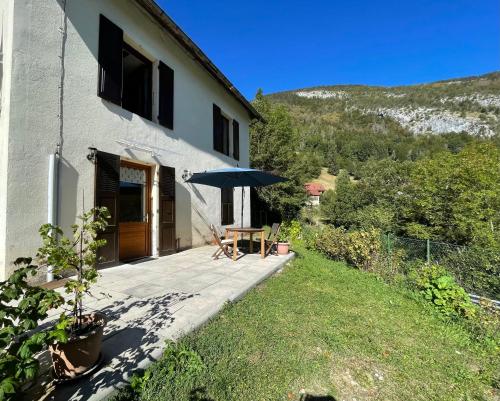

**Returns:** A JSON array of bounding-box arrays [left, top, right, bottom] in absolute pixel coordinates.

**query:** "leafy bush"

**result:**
[[315, 226, 381, 270], [411, 264, 477, 319], [0, 258, 68, 400], [110, 340, 205, 401], [279, 220, 302, 242], [440, 247, 500, 300]]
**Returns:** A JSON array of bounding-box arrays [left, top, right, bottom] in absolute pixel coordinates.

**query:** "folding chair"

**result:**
[[265, 223, 281, 256], [210, 224, 235, 259]]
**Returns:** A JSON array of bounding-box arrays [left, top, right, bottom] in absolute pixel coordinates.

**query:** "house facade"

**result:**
[[304, 183, 326, 206], [0, 0, 259, 280]]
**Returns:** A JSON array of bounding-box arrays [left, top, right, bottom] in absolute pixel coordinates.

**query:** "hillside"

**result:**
[[262, 72, 500, 178], [268, 71, 500, 137]]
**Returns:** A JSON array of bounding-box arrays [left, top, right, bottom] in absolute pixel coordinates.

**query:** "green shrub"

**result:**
[[279, 220, 302, 242], [411, 264, 477, 319], [111, 340, 205, 401], [301, 225, 320, 250], [440, 248, 500, 300], [315, 226, 381, 270]]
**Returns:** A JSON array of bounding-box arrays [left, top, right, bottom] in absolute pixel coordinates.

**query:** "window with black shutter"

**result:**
[[221, 115, 230, 156], [221, 187, 234, 225], [98, 14, 157, 122], [233, 120, 240, 160], [98, 15, 123, 105], [213, 104, 223, 153], [158, 61, 174, 129]]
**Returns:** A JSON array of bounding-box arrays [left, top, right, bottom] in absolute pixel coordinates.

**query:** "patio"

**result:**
[[35, 245, 294, 401]]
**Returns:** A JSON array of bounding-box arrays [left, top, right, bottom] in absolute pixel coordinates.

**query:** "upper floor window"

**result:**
[[98, 14, 174, 129], [122, 43, 152, 119], [213, 103, 239, 159]]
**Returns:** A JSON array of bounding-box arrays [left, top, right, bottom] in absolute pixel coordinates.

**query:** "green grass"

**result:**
[[116, 244, 499, 401]]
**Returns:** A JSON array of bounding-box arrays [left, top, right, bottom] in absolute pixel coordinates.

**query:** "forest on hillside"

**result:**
[[249, 73, 500, 252]]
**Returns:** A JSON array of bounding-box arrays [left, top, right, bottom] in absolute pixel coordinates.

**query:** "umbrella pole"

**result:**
[[241, 186, 244, 228]]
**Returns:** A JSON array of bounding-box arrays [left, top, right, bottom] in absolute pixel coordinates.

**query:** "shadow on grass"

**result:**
[[189, 387, 215, 401], [300, 394, 337, 401]]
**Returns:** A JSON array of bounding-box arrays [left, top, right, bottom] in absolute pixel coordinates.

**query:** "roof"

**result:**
[[134, 0, 261, 120], [305, 183, 326, 196]]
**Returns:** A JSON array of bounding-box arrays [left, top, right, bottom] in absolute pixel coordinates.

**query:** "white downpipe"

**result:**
[[47, 153, 58, 282]]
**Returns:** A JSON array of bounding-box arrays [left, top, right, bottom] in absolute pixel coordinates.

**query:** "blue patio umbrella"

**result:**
[[185, 167, 287, 226]]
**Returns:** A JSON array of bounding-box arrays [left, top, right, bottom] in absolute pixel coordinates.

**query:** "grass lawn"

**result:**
[[117, 244, 498, 401]]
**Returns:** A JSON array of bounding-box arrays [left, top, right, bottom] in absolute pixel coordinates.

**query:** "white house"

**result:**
[[0, 0, 260, 281]]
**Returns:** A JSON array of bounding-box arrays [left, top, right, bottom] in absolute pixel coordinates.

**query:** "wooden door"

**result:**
[[95, 151, 120, 267], [118, 161, 151, 261], [159, 166, 176, 255]]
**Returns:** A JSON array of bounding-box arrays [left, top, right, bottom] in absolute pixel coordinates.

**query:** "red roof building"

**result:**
[[304, 183, 326, 197]]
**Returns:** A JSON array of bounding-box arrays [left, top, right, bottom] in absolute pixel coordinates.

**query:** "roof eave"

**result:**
[[133, 0, 262, 121]]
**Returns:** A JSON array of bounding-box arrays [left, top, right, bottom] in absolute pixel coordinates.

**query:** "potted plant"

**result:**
[[277, 220, 302, 255], [0, 258, 68, 400], [37, 207, 109, 380]]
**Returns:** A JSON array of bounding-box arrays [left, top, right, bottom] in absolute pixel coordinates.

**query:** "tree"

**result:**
[[250, 89, 318, 219], [402, 143, 500, 248]]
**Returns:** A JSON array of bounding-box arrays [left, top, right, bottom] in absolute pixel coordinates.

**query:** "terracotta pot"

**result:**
[[277, 242, 290, 255], [49, 312, 107, 379]]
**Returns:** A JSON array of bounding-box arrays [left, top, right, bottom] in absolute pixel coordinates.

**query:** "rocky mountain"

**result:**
[[268, 72, 500, 137]]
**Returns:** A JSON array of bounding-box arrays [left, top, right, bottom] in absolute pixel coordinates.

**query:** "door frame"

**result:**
[[119, 159, 152, 260]]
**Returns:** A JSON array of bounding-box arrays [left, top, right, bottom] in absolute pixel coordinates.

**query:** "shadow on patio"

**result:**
[[30, 245, 294, 401]]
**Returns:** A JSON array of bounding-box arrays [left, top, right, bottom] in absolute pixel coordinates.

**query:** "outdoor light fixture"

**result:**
[[182, 169, 192, 181], [87, 147, 98, 163]]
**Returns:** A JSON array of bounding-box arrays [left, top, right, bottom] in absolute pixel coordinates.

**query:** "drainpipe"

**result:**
[[47, 152, 59, 282]]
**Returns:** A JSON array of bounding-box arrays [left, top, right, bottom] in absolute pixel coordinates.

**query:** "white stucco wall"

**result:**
[[0, 0, 14, 280], [1, 0, 252, 280]]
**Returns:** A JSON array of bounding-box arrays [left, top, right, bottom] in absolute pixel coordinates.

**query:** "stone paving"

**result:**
[[38, 246, 294, 401]]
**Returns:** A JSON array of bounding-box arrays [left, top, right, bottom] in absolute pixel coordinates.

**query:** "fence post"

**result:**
[[426, 239, 431, 264]]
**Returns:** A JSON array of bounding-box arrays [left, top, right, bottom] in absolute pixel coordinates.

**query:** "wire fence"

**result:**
[[382, 233, 500, 303]]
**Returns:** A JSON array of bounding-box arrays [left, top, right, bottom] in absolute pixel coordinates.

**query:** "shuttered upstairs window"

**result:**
[[221, 187, 234, 225], [158, 61, 174, 129], [213, 104, 223, 153], [221, 115, 230, 156], [233, 120, 240, 160], [98, 15, 123, 105]]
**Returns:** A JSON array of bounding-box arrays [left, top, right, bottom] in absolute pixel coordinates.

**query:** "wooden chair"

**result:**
[[210, 224, 235, 259], [265, 223, 281, 256]]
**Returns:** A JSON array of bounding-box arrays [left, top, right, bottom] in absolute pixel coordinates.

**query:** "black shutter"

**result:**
[[233, 120, 240, 160], [98, 14, 123, 105], [158, 61, 174, 129], [159, 166, 176, 254], [213, 104, 223, 153], [95, 151, 120, 267]]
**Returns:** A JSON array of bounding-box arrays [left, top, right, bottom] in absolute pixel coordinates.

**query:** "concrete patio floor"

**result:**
[[37, 245, 294, 401]]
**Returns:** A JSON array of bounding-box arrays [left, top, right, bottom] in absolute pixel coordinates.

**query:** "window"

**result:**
[[213, 104, 239, 159], [233, 120, 240, 160], [221, 115, 230, 156], [98, 15, 174, 128], [221, 188, 234, 225], [122, 43, 152, 120]]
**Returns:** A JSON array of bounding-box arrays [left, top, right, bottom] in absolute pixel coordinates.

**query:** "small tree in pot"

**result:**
[[37, 207, 109, 380], [0, 258, 69, 400], [277, 220, 302, 255]]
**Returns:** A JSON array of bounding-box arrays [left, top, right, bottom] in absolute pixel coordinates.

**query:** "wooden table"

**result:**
[[225, 227, 266, 261]]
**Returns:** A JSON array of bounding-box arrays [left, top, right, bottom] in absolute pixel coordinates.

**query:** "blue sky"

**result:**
[[158, 0, 499, 99]]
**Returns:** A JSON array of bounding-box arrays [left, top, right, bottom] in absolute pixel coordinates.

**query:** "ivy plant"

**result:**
[[0, 258, 68, 400], [37, 207, 109, 335]]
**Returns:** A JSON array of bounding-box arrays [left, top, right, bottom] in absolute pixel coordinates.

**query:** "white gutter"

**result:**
[[47, 153, 58, 282]]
